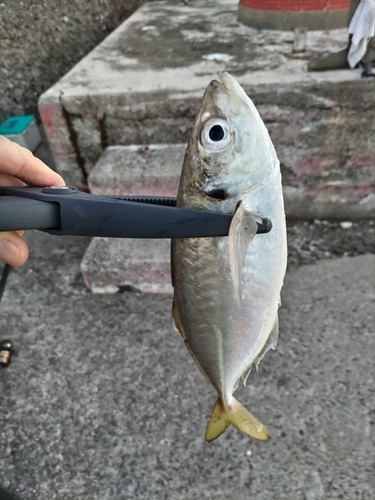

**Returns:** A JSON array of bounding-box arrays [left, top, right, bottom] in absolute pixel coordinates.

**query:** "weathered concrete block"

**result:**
[[39, 0, 375, 218], [81, 237, 173, 295], [258, 83, 375, 219], [88, 144, 185, 196], [81, 144, 185, 294]]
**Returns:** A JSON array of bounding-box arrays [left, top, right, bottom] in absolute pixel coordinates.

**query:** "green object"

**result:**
[[0, 115, 35, 135], [0, 115, 41, 151]]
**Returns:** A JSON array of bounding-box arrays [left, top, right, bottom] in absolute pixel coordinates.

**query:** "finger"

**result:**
[[0, 136, 65, 187], [0, 173, 25, 187], [0, 231, 29, 267]]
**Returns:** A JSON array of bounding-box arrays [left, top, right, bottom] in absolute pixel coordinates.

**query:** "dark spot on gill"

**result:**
[[206, 189, 229, 201]]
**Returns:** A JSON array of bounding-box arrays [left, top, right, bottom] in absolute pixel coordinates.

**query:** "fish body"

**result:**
[[171, 72, 287, 441]]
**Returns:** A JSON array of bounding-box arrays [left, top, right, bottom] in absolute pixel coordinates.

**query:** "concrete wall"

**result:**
[[0, 0, 156, 124]]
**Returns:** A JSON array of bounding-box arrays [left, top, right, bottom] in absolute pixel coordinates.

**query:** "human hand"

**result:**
[[0, 135, 65, 267]]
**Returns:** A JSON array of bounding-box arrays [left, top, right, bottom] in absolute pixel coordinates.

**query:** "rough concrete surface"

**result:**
[[0, 227, 374, 500], [81, 237, 173, 294], [0, 0, 156, 124]]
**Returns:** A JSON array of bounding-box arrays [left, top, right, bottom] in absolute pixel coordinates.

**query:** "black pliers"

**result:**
[[0, 186, 272, 238]]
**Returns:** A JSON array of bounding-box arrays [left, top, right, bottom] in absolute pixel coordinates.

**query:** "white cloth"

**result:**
[[348, 0, 375, 67]]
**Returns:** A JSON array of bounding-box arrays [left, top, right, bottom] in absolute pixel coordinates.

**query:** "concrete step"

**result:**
[[81, 138, 375, 294], [81, 237, 173, 295], [80, 144, 185, 294], [38, 0, 375, 219], [88, 143, 185, 196]]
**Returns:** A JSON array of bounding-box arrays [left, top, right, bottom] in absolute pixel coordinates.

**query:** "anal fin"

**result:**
[[255, 315, 279, 368], [172, 299, 211, 383], [241, 364, 253, 387], [172, 299, 186, 340], [242, 313, 279, 384]]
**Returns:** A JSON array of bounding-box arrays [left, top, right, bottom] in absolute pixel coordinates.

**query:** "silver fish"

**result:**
[[171, 72, 287, 442]]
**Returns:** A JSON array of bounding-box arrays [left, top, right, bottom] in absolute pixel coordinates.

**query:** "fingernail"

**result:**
[[0, 239, 20, 265]]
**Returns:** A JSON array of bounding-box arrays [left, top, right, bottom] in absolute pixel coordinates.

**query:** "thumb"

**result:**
[[0, 232, 29, 267]]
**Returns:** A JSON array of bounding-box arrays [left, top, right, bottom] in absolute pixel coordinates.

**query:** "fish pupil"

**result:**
[[209, 125, 224, 142]]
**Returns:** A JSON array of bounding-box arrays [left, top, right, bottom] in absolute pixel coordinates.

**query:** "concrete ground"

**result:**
[[0, 227, 374, 500], [0, 141, 374, 500]]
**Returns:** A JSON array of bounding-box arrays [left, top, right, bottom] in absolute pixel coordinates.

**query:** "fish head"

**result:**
[[178, 72, 278, 209]]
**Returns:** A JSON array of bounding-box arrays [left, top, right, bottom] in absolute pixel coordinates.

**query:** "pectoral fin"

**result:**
[[228, 202, 258, 304]]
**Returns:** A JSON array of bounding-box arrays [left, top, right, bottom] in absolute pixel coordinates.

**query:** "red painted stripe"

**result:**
[[239, 0, 350, 11]]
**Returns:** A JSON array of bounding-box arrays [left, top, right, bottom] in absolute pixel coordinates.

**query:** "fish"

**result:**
[[171, 72, 287, 442]]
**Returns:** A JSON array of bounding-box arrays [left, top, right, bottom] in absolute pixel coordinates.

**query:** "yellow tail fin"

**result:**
[[205, 398, 269, 442]]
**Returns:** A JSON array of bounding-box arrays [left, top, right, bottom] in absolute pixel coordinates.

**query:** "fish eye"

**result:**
[[201, 118, 231, 152]]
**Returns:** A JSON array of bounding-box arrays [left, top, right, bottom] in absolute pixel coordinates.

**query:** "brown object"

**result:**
[[308, 0, 364, 71], [308, 46, 351, 71], [0, 340, 12, 367]]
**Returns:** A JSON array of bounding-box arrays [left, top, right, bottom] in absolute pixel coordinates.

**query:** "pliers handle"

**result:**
[[0, 186, 272, 239]]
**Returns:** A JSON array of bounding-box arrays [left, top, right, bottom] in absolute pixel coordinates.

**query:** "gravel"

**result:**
[[0, 0, 155, 124], [287, 219, 375, 267]]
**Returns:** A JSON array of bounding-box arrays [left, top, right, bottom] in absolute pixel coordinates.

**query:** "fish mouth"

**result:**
[[203, 188, 229, 201]]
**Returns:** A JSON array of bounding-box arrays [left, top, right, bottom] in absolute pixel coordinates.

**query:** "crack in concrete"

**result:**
[[97, 111, 109, 151], [59, 93, 88, 184]]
